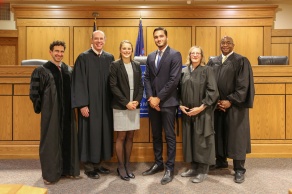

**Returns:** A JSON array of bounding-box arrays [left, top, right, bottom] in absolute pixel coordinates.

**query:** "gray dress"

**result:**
[[113, 63, 140, 131]]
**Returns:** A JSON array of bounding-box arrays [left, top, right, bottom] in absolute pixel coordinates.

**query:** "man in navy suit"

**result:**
[[142, 27, 182, 185]]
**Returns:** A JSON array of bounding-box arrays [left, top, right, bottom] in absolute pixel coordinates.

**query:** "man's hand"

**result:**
[[217, 100, 232, 112], [148, 97, 161, 111]]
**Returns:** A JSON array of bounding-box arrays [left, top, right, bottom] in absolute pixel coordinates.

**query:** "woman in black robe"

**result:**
[[179, 46, 219, 183]]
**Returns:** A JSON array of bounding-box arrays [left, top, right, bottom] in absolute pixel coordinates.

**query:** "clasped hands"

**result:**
[[180, 104, 205, 117], [148, 97, 160, 111], [217, 100, 232, 112], [126, 101, 139, 110]]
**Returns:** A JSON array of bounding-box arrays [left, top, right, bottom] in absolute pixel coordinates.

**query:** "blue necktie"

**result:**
[[156, 51, 162, 69]]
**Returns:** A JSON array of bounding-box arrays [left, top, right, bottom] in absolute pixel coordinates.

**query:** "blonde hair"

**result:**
[[186, 46, 205, 66], [119, 40, 133, 60]]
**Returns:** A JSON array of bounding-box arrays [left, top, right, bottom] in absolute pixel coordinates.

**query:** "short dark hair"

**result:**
[[153, 27, 167, 37], [49, 40, 66, 51]]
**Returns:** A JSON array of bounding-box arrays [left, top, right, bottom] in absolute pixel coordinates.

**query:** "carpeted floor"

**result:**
[[0, 158, 291, 194]]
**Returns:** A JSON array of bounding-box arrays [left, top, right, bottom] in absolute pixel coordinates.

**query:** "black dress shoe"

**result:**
[[210, 163, 228, 170], [85, 171, 100, 179], [142, 163, 164, 176], [234, 171, 245, 183], [161, 169, 174, 185], [117, 168, 130, 181], [95, 166, 110, 174]]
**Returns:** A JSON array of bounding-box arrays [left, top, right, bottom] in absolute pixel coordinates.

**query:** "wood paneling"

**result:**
[[271, 44, 289, 57], [14, 84, 29, 95], [0, 96, 12, 140], [13, 96, 40, 140], [0, 30, 18, 38], [220, 27, 264, 65], [195, 27, 217, 61], [73, 27, 92, 64], [0, 84, 12, 95], [263, 26, 272, 56], [12, 5, 278, 19], [26, 27, 70, 65], [286, 95, 292, 139], [99, 27, 145, 59], [286, 84, 292, 94], [250, 95, 285, 139], [0, 38, 17, 66], [254, 83, 285, 94]]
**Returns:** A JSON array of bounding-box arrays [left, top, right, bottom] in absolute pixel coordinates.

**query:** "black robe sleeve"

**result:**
[[227, 56, 255, 108], [29, 67, 48, 114], [71, 54, 89, 108]]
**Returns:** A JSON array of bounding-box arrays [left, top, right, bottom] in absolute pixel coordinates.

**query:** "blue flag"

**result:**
[[134, 19, 145, 56]]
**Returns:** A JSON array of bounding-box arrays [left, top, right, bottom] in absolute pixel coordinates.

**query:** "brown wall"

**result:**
[[1, 5, 292, 160]]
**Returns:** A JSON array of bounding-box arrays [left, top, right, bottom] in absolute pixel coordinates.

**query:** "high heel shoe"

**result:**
[[126, 172, 135, 179], [117, 168, 130, 181], [125, 164, 135, 179]]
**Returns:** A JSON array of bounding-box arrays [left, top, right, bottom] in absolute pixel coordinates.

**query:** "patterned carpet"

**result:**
[[0, 158, 291, 194]]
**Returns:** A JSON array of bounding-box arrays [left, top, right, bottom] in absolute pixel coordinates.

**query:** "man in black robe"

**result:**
[[71, 30, 114, 179], [206, 36, 255, 183], [29, 40, 80, 184]]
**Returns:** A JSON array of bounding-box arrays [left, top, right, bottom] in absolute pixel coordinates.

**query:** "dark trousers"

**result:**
[[83, 162, 100, 172], [149, 106, 177, 171], [216, 157, 246, 173], [233, 160, 246, 173]]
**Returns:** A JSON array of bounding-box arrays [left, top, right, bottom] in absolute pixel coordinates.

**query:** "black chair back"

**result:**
[[258, 56, 289, 65]]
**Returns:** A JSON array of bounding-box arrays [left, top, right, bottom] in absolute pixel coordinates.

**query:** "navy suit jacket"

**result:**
[[144, 46, 182, 107]]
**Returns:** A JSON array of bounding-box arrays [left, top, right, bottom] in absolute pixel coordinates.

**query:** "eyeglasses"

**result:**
[[220, 41, 233, 46], [190, 52, 201, 56]]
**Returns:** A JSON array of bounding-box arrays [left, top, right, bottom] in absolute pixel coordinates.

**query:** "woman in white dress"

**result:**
[[109, 40, 144, 181]]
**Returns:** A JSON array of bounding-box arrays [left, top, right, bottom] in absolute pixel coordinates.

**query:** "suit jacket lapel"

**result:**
[[156, 47, 170, 73], [119, 60, 130, 88]]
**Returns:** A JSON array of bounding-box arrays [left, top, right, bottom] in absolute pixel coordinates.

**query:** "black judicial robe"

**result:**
[[207, 53, 255, 160], [29, 61, 80, 182], [71, 49, 114, 163], [179, 65, 219, 165]]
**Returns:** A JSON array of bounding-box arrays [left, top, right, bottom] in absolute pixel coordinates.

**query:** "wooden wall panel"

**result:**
[[73, 27, 92, 64], [14, 84, 29, 95], [0, 84, 12, 95], [254, 83, 285, 94], [195, 27, 217, 61], [0, 37, 17, 66], [13, 96, 40, 140], [290, 44, 292, 65], [271, 44, 289, 57], [0, 46, 16, 66], [220, 27, 264, 65], [146, 27, 191, 62], [99, 27, 143, 59], [250, 95, 285, 139], [26, 27, 70, 65], [0, 96, 12, 140], [287, 95, 292, 139]]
